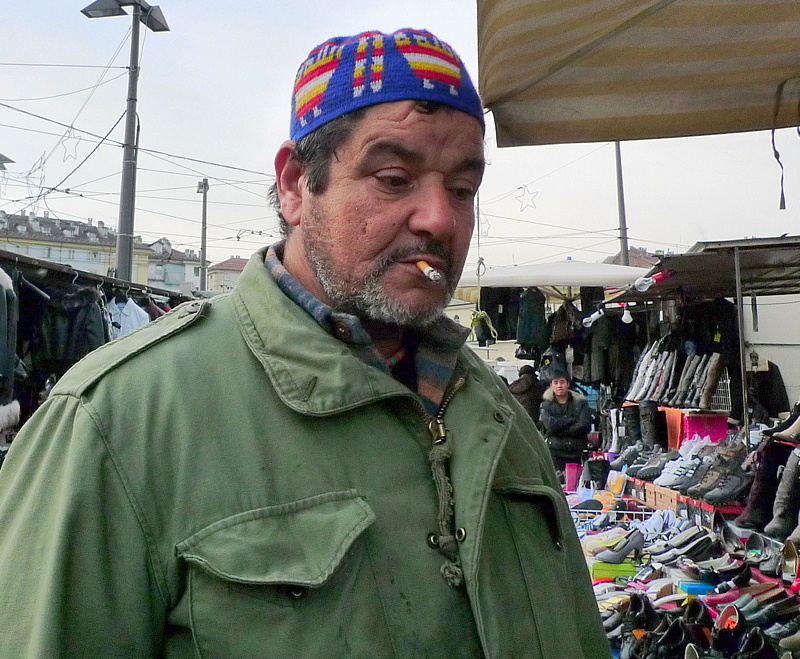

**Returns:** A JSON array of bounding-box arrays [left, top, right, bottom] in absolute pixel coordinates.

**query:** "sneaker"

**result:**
[[637, 450, 681, 481], [654, 455, 698, 487], [610, 442, 643, 471], [626, 447, 661, 478], [703, 468, 754, 505]]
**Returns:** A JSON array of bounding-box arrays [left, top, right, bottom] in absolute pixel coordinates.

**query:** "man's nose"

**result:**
[[408, 179, 457, 240]]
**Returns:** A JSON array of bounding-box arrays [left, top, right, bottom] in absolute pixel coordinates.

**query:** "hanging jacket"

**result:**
[[0, 249, 610, 658]]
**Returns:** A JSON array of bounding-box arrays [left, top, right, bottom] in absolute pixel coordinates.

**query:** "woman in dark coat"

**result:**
[[539, 369, 592, 474]]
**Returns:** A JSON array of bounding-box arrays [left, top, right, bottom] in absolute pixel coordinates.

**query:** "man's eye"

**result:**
[[378, 175, 410, 191], [451, 186, 476, 201]]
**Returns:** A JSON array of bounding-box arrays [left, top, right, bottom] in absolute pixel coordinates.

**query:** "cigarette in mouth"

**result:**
[[416, 261, 443, 282]]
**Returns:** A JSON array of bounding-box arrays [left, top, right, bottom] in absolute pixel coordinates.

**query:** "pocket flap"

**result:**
[[176, 490, 376, 587]]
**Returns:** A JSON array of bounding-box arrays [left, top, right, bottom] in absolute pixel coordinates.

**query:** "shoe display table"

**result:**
[[625, 478, 744, 524]]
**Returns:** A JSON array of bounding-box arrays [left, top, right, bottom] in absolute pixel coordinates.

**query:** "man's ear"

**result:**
[[274, 140, 305, 227]]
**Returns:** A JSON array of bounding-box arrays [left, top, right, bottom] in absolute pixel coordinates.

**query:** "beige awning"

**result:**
[[478, 0, 800, 146]]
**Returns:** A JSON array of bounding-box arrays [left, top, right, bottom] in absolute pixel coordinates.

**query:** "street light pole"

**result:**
[[197, 178, 209, 291], [116, 1, 141, 283], [615, 141, 630, 266], [81, 0, 169, 283]]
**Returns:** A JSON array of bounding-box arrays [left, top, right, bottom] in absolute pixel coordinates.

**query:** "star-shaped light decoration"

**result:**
[[62, 128, 82, 161], [515, 185, 538, 212]]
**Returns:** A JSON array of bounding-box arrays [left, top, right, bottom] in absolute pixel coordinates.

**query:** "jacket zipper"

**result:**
[[415, 374, 467, 443]]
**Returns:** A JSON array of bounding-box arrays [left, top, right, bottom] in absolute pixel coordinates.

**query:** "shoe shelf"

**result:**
[[624, 477, 744, 528]]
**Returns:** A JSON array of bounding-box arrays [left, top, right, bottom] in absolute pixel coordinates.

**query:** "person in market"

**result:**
[[0, 29, 610, 658], [509, 363, 546, 428], [540, 367, 593, 477]]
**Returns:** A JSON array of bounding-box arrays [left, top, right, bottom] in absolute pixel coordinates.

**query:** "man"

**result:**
[[0, 29, 609, 657], [540, 369, 593, 474]]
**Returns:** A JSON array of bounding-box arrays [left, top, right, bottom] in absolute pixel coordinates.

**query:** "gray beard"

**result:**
[[304, 235, 453, 329]]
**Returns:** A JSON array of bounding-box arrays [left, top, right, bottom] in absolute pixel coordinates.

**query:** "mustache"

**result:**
[[373, 241, 453, 278]]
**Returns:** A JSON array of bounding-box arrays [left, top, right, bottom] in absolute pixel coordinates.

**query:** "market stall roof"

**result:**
[[477, 0, 800, 146], [612, 235, 800, 302], [457, 259, 648, 288]]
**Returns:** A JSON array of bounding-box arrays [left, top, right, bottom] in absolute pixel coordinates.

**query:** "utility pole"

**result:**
[[615, 141, 630, 266], [197, 178, 209, 291]]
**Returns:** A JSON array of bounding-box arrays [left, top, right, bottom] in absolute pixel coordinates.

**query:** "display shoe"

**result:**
[[763, 448, 800, 540], [712, 509, 746, 557], [638, 450, 681, 481], [733, 627, 778, 659], [683, 598, 713, 649], [710, 604, 746, 657], [737, 437, 794, 532], [781, 541, 799, 584], [687, 455, 737, 499], [642, 617, 690, 659], [677, 454, 718, 495], [743, 595, 800, 626], [761, 542, 785, 578], [765, 613, 800, 642], [652, 533, 716, 565], [646, 525, 707, 555], [610, 442, 644, 471], [775, 411, 800, 441], [683, 644, 702, 659], [703, 465, 754, 506], [596, 529, 645, 564], [745, 533, 770, 565], [704, 582, 779, 608], [779, 620, 800, 652], [765, 402, 800, 438], [698, 352, 724, 410], [622, 404, 643, 446], [627, 448, 661, 478]]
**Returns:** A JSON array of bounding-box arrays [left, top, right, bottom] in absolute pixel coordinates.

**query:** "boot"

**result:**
[[622, 405, 642, 448], [736, 439, 793, 531], [764, 449, 800, 539], [689, 355, 711, 408], [639, 401, 662, 449], [684, 354, 710, 408], [765, 401, 800, 437], [699, 352, 724, 410], [775, 411, 800, 441], [668, 353, 699, 407]]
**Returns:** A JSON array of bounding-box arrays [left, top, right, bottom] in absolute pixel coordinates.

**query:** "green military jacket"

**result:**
[[0, 252, 610, 658]]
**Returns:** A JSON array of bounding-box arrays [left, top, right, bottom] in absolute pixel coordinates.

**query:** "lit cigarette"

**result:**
[[416, 261, 443, 282]]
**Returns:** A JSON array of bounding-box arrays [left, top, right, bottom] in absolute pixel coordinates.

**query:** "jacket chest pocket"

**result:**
[[175, 490, 393, 658], [481, 480, 586, 658]]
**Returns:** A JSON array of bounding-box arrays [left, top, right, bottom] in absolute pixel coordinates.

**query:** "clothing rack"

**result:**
[[0, 248, 193, 305]]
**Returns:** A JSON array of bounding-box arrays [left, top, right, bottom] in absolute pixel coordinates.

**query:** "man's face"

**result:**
[[281, 101, 485, 327], [551, 377, 570, 397]]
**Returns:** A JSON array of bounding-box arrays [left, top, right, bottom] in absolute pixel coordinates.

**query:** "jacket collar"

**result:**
[[231, 248, 467, 416]]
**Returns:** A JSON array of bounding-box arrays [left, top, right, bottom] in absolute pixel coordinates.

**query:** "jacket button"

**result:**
[[455, 527, 467, 542], [555, 538, 563, 550], [332, 321, 351, 342], [493, 411, 505, 423], [287, 586, 306, 599], [427, 533, 440, 548]]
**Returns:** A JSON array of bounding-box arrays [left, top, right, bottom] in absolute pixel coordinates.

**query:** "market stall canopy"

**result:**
[[477, 0, 800, 146], [457, 259, 648, 288], [612, 235, 800, 301]]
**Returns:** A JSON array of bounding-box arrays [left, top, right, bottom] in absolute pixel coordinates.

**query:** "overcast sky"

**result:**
[[2, 1, 798, 270]]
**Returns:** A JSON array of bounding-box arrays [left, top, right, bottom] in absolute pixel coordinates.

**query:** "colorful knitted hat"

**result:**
[[290, 28, 483, 141]]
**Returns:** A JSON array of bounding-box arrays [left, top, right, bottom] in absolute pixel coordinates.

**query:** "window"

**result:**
[[194, 267, 200, 277]]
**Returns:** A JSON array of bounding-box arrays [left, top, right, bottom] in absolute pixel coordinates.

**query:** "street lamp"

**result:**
[[196, 178, 209, 291], [81, 0, 169, 283]]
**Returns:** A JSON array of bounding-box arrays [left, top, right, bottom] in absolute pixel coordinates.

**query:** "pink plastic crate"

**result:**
[[682, 412, 728, 442]]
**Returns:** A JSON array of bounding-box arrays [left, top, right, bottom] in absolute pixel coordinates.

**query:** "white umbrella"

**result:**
[[457, 260, 648, 288]]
